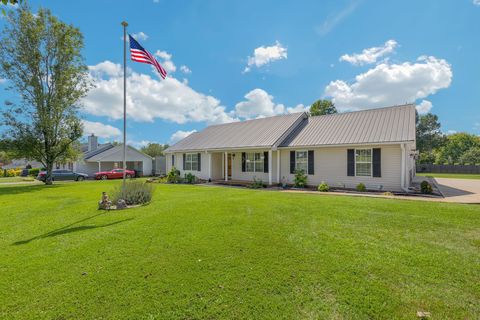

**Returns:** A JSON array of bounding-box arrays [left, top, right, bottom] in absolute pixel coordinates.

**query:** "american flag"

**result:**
[[129, 34, 167, 79]]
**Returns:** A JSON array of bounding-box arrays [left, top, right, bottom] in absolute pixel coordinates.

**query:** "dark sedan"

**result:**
[[37, 169, 88, 182]]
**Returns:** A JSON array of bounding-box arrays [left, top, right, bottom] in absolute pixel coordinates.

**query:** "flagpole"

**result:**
[[121, 21, 128, 198]]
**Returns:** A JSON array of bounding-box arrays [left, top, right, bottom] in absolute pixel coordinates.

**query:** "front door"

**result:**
[[228, 154, 232, 177]]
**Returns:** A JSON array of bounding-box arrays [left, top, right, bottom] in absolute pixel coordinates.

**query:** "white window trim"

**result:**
[[245, 152, 264, 173], [185, 153, 199, 171], [295, 150, 309, 174], [354, 148, 373, 177]]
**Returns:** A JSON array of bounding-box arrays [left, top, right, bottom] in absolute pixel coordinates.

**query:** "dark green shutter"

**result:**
[[242, 152, 246, 172], [182, 154, 186, 170], [308, 150, 314, 175], [171, 155, 174, 166], [197, 153, 201, 172], [372, 148, 381, 177], [290, 151, 295, 174], [264, 152, 268, 173], [347, 149, 354, 176]]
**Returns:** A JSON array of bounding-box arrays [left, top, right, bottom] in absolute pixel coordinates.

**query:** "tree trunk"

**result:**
[[45, 161, 53, 185]]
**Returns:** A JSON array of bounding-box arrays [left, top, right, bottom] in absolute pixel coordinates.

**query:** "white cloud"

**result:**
[[234, 88, 306, 118], [170, 130, 197, 143], [123, 31, 149, 42], [234, 89, 285, 118], [416, 100, 433, 114], [180, 65, 191, 74], [81, 120, 121, 138], [243, 41, 287, 73], [83, 60, 235, 125], [0, 78, 6, 84], [446, 130, 457, 135], [155, 50, 176, 73], [315, 1, 359, 36], [474, 0, 480, 6], [324, 56, 452, 111], [88, 60, 122, 78], [340, 40, 398, 66]]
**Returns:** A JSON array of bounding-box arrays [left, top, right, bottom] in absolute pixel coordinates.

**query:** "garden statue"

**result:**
[[116, 199, 127, 210], [98, 192, 112, 210], [281, 176, 288, 189]]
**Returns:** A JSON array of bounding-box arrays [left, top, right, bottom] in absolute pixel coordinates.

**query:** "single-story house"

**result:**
[[164, 104, 416, 191], [72, 134, 153, 176]]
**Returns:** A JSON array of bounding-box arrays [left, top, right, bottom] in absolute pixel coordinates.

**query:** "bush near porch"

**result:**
[[0, 181, 479, 319]]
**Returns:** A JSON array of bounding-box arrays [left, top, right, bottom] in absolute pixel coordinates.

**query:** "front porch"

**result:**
[[206, 149, 281, 185]]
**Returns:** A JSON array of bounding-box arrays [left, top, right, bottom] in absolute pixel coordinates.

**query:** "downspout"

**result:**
[[400, 143, 409, 192]]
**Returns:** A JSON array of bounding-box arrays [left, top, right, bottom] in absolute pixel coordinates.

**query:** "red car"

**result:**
[[94, 169, 135, 180]]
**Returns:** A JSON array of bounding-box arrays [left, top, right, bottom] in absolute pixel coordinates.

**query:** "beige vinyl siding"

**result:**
[[280, 144, 403, 191], [230, 150, 278, 183], [168, 152, 210, 180]]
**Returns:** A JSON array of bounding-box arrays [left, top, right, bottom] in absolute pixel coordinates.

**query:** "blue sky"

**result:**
[[1, 0, 479, 147]]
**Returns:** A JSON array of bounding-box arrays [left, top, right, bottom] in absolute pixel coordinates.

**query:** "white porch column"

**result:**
[[208, 152, 212, 180], [98, 161, 101, 172], [268, 150, 272, 185], [224, 151, 228, 181], [277, 149, 281, 184]]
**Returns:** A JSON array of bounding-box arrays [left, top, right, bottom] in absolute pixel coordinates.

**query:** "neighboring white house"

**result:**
[[164, 104, 417, 192], [72, 134, 153, 176]]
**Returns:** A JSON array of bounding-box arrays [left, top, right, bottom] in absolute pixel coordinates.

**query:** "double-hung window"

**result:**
[[185, 153, 199, 171], [355, 149, 372, 176], [245, 152, 264, 172], [295, 151, 308, 173]]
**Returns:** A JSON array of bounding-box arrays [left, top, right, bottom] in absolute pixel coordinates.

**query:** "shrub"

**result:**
[[317, 181, 329, 192], [420, 180, 433, 194], [28, 168, 40, 176], [294, 169, 307, 188], [356, 183, 367, 192], [184, 172, 197, 184], [249, 177, 265, 189], [111, 181, 153, 205], [5, 168, 21, 177], [166, 167, 181, 183]]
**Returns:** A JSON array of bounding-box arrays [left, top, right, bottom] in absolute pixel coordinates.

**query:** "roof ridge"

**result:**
[[310, 103, 415, 120], [207, 112, 306, 128]]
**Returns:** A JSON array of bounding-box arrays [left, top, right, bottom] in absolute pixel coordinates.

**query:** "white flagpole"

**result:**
[[121, 21, 128, 198]]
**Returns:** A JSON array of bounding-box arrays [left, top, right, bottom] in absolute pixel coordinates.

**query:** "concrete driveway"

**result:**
[[433, 178, 480, 204]]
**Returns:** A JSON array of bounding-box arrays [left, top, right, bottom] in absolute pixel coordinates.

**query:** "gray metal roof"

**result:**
[[165, 112, 306, 152], [280, 104, 416, 147]]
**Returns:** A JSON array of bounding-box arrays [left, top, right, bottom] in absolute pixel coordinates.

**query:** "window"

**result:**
[[295, 151, 308, 173], [171, 155, 175, 166], [245, 152, 264, 173], [355, 149, 372, 176], [185, 153, 199, 171]]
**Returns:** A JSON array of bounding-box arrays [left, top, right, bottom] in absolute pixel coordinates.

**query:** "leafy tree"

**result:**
[[309, 99, 337, 116], [437, 133, 480, 164], [459, 147, 480, 165], [416, 113, 445, 154], [0, 5, 90, 184], [1, 0, 20, 16], [140, 143, 169, 157]]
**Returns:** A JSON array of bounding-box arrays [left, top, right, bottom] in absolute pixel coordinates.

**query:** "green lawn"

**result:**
[[0, 181, 479, 319], [416, 172, 480, 180], [0, 176, 36, 183]]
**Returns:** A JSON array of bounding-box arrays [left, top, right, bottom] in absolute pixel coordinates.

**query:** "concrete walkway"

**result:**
[[433, 178, 480, 204]]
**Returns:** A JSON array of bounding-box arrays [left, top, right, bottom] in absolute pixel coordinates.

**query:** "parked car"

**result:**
[[37, 169, 88, 182], [94, 169, 135, 180]]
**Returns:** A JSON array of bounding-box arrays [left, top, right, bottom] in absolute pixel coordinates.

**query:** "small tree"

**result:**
[[0, 5, 90, 184], [140, 143, 169, 158], [309, 99, 337, 116], [416, 113, 445, 154], [459, 147, 480, 165]]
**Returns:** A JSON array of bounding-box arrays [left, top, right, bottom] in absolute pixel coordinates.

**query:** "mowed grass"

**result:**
[[0, 176, 36, 183], [416, 172, 480, 180], [0, 181, 479, 319]]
